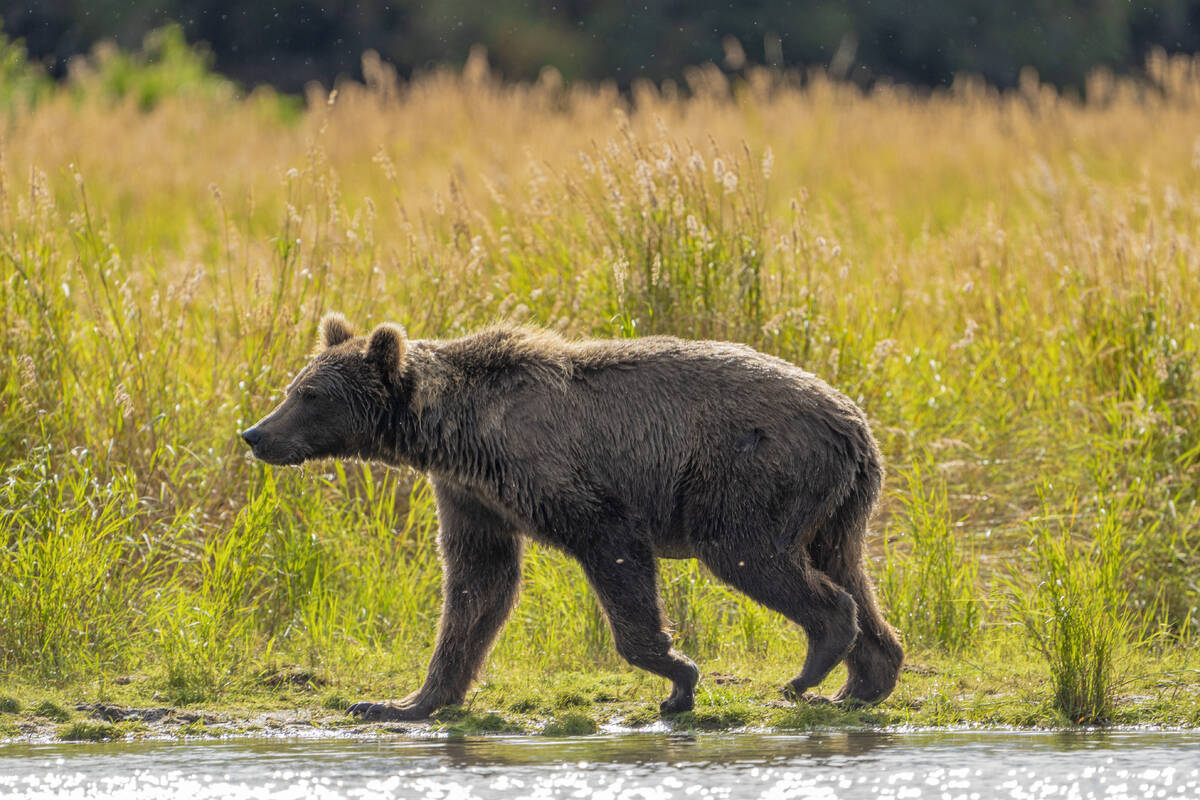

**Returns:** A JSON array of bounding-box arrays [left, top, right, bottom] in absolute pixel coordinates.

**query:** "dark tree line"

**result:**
[[3, 0, 1199, 93]]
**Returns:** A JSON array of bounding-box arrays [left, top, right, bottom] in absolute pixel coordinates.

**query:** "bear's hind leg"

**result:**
[[807, 480, 904, 705], [827, 563, 904, 705], [576, 539, 699, 714], [700, 547, 859, 701], [350, 484, 522, 722]]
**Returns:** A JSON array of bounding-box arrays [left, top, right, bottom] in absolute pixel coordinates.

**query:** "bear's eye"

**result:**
[[298, 388, 322, 401]]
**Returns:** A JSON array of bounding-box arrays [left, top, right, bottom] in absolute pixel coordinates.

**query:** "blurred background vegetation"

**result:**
[[4, 0, 1200, 93]]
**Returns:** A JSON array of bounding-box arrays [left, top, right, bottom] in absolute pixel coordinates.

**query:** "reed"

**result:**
[[1007, 493, 1138, 724], [880, 460, 980, 652]]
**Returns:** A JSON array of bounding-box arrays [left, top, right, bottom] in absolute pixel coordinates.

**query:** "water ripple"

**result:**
[[0, 731, 1197, 799]]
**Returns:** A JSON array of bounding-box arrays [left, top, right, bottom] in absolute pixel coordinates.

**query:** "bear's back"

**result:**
[[433, 325, 864, 453], [438, 324, 803, 387]]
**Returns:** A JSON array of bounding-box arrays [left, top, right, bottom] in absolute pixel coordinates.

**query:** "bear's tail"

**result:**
[[807, 449, 904, 704]]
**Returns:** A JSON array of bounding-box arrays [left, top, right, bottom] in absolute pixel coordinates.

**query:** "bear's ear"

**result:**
[[365, 322, 408, 380], [320, 312, 355, 349]]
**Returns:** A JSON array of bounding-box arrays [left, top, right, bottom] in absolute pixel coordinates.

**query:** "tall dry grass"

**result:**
[[1, 35, 1198, 716]]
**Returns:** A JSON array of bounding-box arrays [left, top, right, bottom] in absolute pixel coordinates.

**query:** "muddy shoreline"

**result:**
[[4, 702, 451, 743], [5, 700, 1197, 745]]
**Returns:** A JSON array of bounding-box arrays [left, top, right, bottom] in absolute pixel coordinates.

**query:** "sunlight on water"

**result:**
[[1, 731, 1197, 799]]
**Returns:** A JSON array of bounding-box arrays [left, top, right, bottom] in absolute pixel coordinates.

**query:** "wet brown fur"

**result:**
[[242, 314, 904, 720]]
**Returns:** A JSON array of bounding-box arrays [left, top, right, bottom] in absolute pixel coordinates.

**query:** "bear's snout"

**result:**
[[239, 423, 306, 465]]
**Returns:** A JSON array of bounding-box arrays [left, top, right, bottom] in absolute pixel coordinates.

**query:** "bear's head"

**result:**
[[240, 312, 407, 466]]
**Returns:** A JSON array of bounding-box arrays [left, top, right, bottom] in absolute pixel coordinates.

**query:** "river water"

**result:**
[[0, 730, 1196, 799]]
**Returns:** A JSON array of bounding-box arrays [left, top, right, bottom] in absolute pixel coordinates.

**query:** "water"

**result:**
[[1, 730, 1197, 799]]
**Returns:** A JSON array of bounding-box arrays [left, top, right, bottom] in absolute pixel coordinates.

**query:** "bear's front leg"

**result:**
[[349, 484, 522, 722]]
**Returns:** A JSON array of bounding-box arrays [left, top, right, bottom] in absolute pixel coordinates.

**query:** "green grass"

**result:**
[[880, 460, 981, 652], [320, 691, 352, 711], [543, 711, 600, 736], [1, 642, 1198, 739], [1, 33, 1200, 735], [433, 708, 525, 736], [1007, 490, 1140, 724], [29, 700, 71, 723], [57, 720, 122, 742]]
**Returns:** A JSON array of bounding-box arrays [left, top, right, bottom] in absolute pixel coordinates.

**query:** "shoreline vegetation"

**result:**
[[1, 30, 1199, 741]]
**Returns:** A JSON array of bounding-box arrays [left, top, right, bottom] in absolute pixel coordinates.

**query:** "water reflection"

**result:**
[[421, 728, 897, 767], [1, 730, 1197, 799]]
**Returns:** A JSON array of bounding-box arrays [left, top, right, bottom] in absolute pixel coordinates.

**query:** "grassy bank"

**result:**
[[2, 635, 1199, 741], [1, 32, 1199, 735]]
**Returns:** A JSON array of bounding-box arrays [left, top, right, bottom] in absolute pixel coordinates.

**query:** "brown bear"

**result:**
[[241, 313, 903, 720]]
